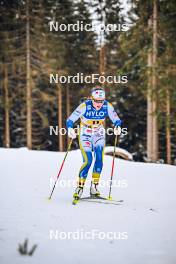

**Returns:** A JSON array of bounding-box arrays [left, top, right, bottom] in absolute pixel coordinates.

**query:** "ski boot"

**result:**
[[73, 186, 83, 204], [90, 182, 100, 197]]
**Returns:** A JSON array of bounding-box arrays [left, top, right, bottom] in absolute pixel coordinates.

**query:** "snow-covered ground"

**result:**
[[0, 147, 176, 264]]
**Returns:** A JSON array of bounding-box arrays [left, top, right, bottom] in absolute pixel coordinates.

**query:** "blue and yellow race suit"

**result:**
[[66, 99, 121, 187]]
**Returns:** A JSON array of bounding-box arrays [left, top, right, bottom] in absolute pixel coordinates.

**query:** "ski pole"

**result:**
[[48, 139, 73, 200], [108, 134, 118, 200]]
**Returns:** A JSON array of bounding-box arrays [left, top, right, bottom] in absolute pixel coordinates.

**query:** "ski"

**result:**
[[72, 196, 123, 205], [81, 196, 123, 203], [80, 198, 122, 205]]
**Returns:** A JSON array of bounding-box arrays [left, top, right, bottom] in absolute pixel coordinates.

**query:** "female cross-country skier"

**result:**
[[66, 86, 121, 201]]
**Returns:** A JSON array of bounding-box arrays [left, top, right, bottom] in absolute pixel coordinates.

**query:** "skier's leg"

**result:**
[[93, 145, 104, 182], [74, 127, 93, 199], [90, 128, 105, 196]]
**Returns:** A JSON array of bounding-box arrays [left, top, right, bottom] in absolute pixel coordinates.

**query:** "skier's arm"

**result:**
[[66, 103, 86, 128], [107, 102, 122, 127]]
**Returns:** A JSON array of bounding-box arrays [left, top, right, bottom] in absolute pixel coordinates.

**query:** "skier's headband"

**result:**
[[92, 89, 105, 100]]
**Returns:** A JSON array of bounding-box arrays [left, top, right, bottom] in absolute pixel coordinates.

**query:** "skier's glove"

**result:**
[[114, 126, 121, 136], [68, 128, 76, 139]]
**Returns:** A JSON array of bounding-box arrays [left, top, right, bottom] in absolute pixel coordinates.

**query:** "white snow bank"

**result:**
[[0, 147, 176, 264], [104, 146, 133, 160]]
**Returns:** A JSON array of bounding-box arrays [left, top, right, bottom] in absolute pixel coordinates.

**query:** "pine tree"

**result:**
[[118, 0, 176, 163], [117, 0, 153, 160]]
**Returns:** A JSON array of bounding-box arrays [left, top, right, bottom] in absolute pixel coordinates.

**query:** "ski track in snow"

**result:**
[[0, 148, 176, 264]]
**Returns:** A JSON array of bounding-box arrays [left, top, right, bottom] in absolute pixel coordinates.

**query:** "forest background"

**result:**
[[0, 0, 176, 164]]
